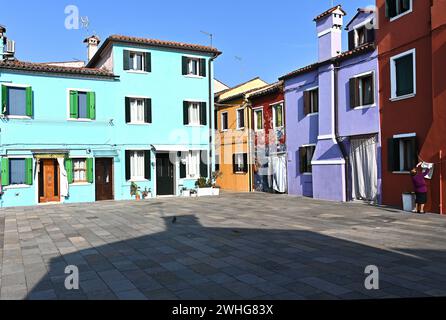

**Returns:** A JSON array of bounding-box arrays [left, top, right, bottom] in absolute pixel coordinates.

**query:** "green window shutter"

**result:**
[[1, 158, 10, 186], [69, 91, 79, 119], [395, 54, 414, 97], [65, 159, 74, 184], [199, 59, 207, 77], [1, 85, 8, 115], [25, 158, 33, 185], [182, 56, 188, 75], [86, 158, 94, 183], [87, 91, 96, 120], [145, 52, 151, 72], [25, 87, 33, 117], [123, 50, 131, 70]]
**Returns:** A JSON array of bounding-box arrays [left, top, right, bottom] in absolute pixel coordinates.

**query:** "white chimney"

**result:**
[[84, 35, 101, 61], [314, 5, 346, 62]]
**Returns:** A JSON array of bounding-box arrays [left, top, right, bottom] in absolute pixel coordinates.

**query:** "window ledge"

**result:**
[[127, 122, 151, 126], [392, 171, 411, 175], [128, 179, 149, 183], [389, 9, 413, 22], [71, 182, 90, 186], [354, 104, 376, 110], [302, 173, 313, 176], [185, 124, 205, 128], [390, 93, 416, 102], [184, 75, 205, 79], [68, 118, 94, 122], [234, 172, 247, 175], [5, 115, 32, 120], [125, 70, 150, 75], [221, 129, 228, 133], [4, 184, 31, 190], [306, 112, 319, 117]]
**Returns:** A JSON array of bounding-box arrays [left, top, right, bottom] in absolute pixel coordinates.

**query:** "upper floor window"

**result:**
[[272, 103, 284, 128], [350, 72, 375, 108], [1, 85, 33, 118], [254, 109, 264, 131], [221, 112, 228, 131], [179, 150, 208, 179], [386, 0, 412, 20], [299, 145, 316, 174], [1, 158, 33, 186], [125, 97, 152, 124], [183, 101, 207, 126], [348, 22, 375, 50], [390, 49, 416, 100], [69, 90, 96, 120], [182, 56, 206, 77], [303, 88, 319, 116], [236, 108, 245, 130], [233, 153, 248, 174], [388, 134, 417, 172], [123, 50, 151, 72]]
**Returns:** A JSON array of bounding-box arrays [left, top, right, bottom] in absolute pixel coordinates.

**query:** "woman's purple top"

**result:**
[[412, 169, 430, 193]]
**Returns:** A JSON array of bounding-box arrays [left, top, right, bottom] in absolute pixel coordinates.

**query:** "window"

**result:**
[[125, 97, 152, 124], [236, 108, 245, 130], [73, 159, 87, 183], [386, 0, 412, 20], [1, 158, 33, 186], [1, 85, 33, 117], [348, 21, 375, 50], [350, 72, 375, 108], [304, 88, 319, 115], [299, 145, 316, 174], [272, 103, 284, 128], [188, 151, 200, 178], [183, 101, 206, 126], [233, 153, 248, 173], [123, 50, 151, 72], [221, 112, 228, 131], [182, 57, 206, 77], [254, 109, 264, 131], [189, 103, 200, 126], [390, 49, 416, 100], [69, 90, 96, 120], [125, 150, 151, 181], [180, 150, 208, 179], [388, 134, 417, 172]]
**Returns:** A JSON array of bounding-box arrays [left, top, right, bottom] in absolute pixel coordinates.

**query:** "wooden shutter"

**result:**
[[387, 138, 400, 172], [125, 151, 131, 181], [411, 137, 419, 169], [299, 147, 306, 174], [366, 28, 375, 44], [25, 158, 33, 185], [200, 102, 207, 126], [182, 56, 188, 75], [25, 87, 33, 117], [199, 59, 207, 77], [125, 97, 131, 123], [369, 74, 375, 105], [144, 52, 152, 72], [123, 50, 131, 70], [349, 78, 358, 108], [243, 153, 248, 173], [180, 153, 187, 179], [183, 101, 189, 125], [303, 91, 310, 115], [232, 154, 237, 174], [144, 98, 152, 123], [239, 109, 245, 128], [144, 151, 151, 180], [200, 150, 208, 178], [87, 91, 96, 120], [1, 85, 8, 115], [348, 31, 355, 50], [65, 159, 74, 184], [69, 90, 79, 118], [1, 158, 9, 186], [86, 158, 94, 183]]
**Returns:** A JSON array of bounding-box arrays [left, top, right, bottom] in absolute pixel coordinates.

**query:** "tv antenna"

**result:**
[[200, 30, 213, 48]]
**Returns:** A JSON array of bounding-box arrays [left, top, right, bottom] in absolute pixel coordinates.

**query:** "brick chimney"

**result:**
[[84, 35, 101, 61], [314, 5, 346, 62]]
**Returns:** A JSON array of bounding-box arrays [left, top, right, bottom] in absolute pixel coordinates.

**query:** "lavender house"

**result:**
[[280, 6, 381, 203]]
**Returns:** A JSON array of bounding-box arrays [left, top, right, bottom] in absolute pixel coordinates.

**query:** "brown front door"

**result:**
[[39, 159, 60, 203], [95, 158, 114, 201]]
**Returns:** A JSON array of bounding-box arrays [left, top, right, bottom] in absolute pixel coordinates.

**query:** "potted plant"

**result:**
[[130, 182, 141, 200], [181, 187, 191, 197], [195, 172, 222, 197], [141, 187, 152, 200]]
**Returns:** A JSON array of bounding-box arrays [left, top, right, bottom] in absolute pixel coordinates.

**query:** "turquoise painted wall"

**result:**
[[0, 42, 215, 208]]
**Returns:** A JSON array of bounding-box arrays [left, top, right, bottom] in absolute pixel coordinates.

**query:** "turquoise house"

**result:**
[[0, 26, 221, 208]]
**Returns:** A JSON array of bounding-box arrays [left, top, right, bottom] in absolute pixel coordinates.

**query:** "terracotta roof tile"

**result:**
[[246, 81, 283, 100], [314, 5, 346, 21], [0, 60, 116, 78]]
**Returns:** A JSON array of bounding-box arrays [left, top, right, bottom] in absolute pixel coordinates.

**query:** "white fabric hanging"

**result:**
[[350, 136, 378, 202], [57, 158, 69, 198], [272, 155, 287, 193]]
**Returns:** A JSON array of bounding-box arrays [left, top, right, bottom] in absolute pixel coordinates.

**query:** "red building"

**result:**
[[378, 0, 446, 213], [246, 82, 287, 193]]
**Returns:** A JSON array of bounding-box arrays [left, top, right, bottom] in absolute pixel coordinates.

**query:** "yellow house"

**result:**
[[215, 77, 268, 192]]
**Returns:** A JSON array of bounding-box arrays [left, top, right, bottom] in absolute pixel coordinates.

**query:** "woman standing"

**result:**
[[410, 162, 431, 214]]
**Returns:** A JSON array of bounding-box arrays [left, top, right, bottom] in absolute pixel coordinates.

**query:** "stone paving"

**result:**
[[1, 192, 446, 300]]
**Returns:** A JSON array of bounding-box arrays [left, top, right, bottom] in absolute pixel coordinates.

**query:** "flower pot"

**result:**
[[135, 194, 141, 201], [182, 190, 191, 197], [197, 188, 215, 197], [142, 192, 152, 200]]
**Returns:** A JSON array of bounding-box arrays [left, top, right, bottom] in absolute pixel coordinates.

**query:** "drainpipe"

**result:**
[[333, 61, 349, 202], [208, 55, 217, 179], [440, 150, 444, 215], [245, 99, 253, 192]]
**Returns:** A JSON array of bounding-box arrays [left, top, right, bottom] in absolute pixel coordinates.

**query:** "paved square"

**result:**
[[1, 193, 446, 300]]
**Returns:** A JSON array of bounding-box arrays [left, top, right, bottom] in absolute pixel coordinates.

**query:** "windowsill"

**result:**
[[185, 124, 205, 128], [221, 129, 228, 133], [183, 74, 205, 79], [128, 178, 149, 182], [127, 122, 151, 126], [236, 127, 245, 131], [389, 9, 413, 22], [354, 104, 376, 110], [393, 171, 410, 175], [306, 112, 319, 117], [71, 182, 90, 186], [234, 172, 247, 175], [302, 173, 313, 176], [125, 70, 150, 74], [273, 126, 284, 130], [68, 118, 94, 122], [5, 115, 32, 120], [4, 184, 31, 190], [390, 93, 416, 102]]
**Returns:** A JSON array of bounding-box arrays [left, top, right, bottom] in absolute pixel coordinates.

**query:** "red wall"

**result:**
[[377, 0, 446, 213]]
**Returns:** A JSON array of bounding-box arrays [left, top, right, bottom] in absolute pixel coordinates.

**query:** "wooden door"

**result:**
[[39, 159, 60, 203], [95, 158, 114, 201], [156, 153, 174, 196]]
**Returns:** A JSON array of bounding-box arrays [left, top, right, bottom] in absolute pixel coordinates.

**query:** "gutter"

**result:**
[[208, 54, 218, 179]]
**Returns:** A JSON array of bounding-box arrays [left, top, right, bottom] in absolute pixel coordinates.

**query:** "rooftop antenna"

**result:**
[[80, 16, 90, 32], [200, 30, 213, 48]]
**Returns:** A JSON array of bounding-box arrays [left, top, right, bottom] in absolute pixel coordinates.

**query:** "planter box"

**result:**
[[197, 188, 219, 197], [212, 188, 220, 196]]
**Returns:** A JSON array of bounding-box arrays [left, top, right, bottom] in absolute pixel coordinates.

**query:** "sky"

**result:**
[[1, 0, 375, 87]]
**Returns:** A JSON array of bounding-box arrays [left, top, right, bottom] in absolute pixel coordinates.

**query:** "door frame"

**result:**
[[36, 158, 61, 204], [95, 157, 115, 201], [154, 151, 177, 197]]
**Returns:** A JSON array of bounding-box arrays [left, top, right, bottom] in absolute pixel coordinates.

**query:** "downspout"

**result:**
[[333, 61, 349, 202], [245, 99, 253, 192], [440, 150, 444, 215], [208, 55, 217, 179]]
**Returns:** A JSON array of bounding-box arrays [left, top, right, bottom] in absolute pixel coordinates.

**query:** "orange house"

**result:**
[[215, 78, 268, 192]]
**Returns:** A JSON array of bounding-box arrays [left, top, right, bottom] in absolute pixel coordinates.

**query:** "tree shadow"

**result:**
[[24, 214, 446, 300]]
